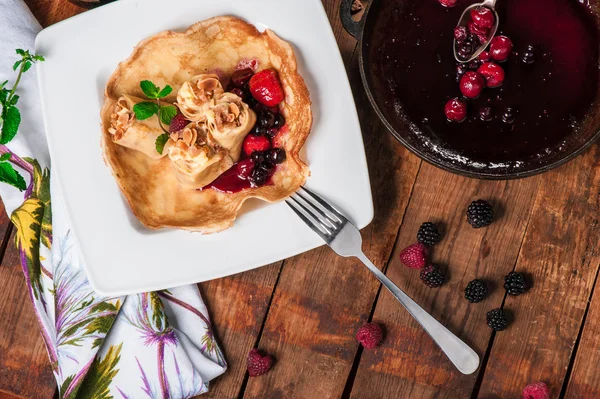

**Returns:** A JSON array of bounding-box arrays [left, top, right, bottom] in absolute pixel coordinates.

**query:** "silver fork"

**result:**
[[286, 187, 480, 375]]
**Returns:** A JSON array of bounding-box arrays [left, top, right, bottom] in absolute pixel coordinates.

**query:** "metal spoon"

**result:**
[[454, 0, 499, 63]]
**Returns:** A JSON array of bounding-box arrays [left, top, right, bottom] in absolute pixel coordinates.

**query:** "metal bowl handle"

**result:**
[[340, 0, 368, 40]]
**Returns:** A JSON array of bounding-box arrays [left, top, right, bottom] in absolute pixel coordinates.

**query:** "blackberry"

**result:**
[[504, 271, 529, 296], [464, 279, 488, 303], [467, 200, 494, 228], [486, 308, 508, 331], [417, 222, 441, 247], [502, 107, 516, 124], [420, 265, 444, 288], [479, 106, 493, 122]]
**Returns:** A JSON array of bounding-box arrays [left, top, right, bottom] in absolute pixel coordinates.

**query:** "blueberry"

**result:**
[[250, 151, 265, 163], [273, 113, 286, 129], [269, 148, 286, 164], [521, 45, 536, 64], [479, 106, 493, 121], [250, 168, 267, 187], [502, 108, 516, 124], [251, 125, 268, 136], [259, 111, 276, 128], [259, 161, 275, 175]]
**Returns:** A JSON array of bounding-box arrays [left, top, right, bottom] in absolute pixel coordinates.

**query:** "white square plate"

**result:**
[[35, 0, 373, 296]]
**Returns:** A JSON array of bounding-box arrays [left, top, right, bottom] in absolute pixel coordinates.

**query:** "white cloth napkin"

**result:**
[[0, 1, 227, 397]]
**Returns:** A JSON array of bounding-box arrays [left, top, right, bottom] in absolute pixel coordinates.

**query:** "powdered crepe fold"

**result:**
[[101, 17, 312, 233]]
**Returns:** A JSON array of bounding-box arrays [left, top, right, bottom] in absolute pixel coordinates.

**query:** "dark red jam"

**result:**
[[367, 0, 599, 168]]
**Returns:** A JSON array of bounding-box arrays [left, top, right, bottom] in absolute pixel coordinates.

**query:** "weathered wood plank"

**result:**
[[0, 392, 22, 399], [242, 5, 422, 395], [23, 0, 84, 28], [347, 164, 540, 398], [0, 231, 56, 398], [476, 144, 600, 398], [199, 263, 283, 399]]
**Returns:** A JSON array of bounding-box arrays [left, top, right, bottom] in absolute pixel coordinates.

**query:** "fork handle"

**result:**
[[356, 252, 480, 375]]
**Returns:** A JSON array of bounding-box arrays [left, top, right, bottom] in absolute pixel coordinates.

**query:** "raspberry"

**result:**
[[420, 265, 445, 288], [247, 349, 274, 377], [169, 111, 190, 133], [522, 382, 550, 399], [249, 69, 285, 107], [399, 243, 428, 269], [454, 26, 468, 42], [356, 323, 383, 349], [243, 134, 272, 156]]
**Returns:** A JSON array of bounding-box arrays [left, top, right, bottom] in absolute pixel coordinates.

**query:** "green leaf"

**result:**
[[34, 54, 45, 62], [132, 102, 158, 120], [0, 153, 11, 162], [76, 344, 122, 399], [0, 88, 8, 103], [22, 61, 32, 72], [0, 80, 8, 89], [15, 49, 26, 56], [0, 162, 26, 191], [155, 133, 169, 155], [1, 106, 21, 144], [12, 60, 21, 71], [158, 85, 173, 98], [140, 80, 160, 99], [160, 105, 177, 125], [9, 95, 19, 106]]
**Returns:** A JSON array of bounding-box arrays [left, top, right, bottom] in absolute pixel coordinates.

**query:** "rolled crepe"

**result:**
[[177, 74, 224, 122], [168, 123, 235, 189], [206, 92, 257, 160], [108, 95, 171, 160]]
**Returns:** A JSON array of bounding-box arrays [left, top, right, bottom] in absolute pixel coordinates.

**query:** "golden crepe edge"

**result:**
[[100, 16, 312, 233]]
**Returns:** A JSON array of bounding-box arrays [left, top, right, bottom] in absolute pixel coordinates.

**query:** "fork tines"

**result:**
[[286, 187, 347, 241]]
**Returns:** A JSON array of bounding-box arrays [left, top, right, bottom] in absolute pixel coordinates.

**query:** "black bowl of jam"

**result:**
[[341, 0, 600, 179]]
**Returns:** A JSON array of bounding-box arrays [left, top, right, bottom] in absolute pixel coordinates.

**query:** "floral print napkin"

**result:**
[[0, 1, 227, 397]]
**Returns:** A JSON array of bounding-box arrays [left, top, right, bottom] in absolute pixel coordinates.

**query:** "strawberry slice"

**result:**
[[243, 134, 271, 156], [249, 69, 284, 107]]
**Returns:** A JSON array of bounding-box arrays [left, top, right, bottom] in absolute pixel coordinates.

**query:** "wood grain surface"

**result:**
[[2, 0, 600, 398]]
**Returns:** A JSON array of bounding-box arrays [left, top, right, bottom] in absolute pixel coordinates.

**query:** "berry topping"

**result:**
[[169, 111, 190, 133], [356, 323, 383, 349], [468, 21, 489, 37], [420, 265, 445, 288], [399, 243, 428, 269], [236, 58, 259, 72], [470, 7, 495, 29], [231, 68, 254, 88], [438, 0, 457, 8], [249, 69, 285, 107], [454, 26, 468, 42], [486, 308, 508, 331], [490, 35, 513, 62], [237, 158, 255, 179], [243, 134, 271, 156], [273, 113, 286, 129], [259, 110, 276, 128], [478, 51, 491, 62], [464, 279, 488, 303], [504, 271, 529, 296], [247, 349, 274, 377], [230, 87, 245, 99], [522, 45, 537, 64], [467, 199, 494, 228], [417, 222, 441, 247], [522, 382, 550, 399], [502, 107, 516, 124], [479, 106, 493, 121], [444, 98, 467, 122], [477, 62, 505, 87], [460, 71, 485, 99], [268, 148, 287, 164]]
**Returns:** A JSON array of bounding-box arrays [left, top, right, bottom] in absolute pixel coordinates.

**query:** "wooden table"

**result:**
[[2, 1, 600, 398]]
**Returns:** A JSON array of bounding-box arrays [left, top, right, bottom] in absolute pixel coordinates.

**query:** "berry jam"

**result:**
[[367, 0, 599, 169]]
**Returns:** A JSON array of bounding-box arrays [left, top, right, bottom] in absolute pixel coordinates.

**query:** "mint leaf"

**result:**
[[140, 80, 160, 99], [0, 89, 8, 103], [133, 102, 159, 120], [0, 153, 11, 162], [15, 49, 26, 56], [160, 105, 177, 125], [158, 85, 173, 98], [0, 162, 26, 191], [1, 106, 21, 144], [9, 95, 19, 106], [12, 60, 21, 71], [0, 81, 8, 89], [155, 133, 169, 155], [34, 55, 45, 62], [22, 61, 32, 73]]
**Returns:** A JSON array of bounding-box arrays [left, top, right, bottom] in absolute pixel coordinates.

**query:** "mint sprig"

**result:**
[[132, 80, 177, 155], [0, 49, 44, 191]]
